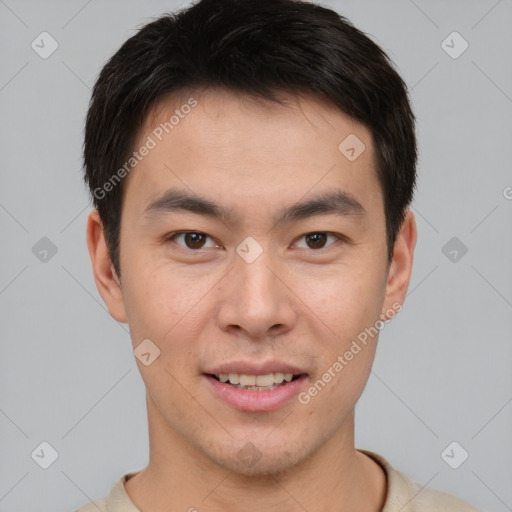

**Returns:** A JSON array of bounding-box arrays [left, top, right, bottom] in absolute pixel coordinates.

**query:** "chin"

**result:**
[[202, 437, 311, 477]]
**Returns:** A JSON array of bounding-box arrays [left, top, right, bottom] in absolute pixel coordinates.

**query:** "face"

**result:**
[[88, 87, 415, 477]]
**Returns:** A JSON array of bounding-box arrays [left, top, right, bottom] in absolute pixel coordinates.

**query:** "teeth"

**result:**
[[239, 374, 256, 386], [215, 372, 298, 386], [255, 374, 274, 386]]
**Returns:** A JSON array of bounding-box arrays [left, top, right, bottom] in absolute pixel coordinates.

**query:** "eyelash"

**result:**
[[164, 231, 346, 252]]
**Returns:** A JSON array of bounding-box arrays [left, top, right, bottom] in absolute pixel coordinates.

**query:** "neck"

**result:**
[[124, 396, 387, 512]]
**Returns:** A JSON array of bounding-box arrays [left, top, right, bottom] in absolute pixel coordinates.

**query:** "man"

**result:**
[[77, 0, 480, 510]]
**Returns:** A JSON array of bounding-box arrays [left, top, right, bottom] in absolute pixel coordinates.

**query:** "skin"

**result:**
[[87, 87, 416, 512]]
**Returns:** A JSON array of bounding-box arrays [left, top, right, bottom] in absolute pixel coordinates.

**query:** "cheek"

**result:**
[[122, 247, 179, 325], [293, 257, 385, 401], [122, 274, 172, 340], [296, 261, 385, 342], [121, 256, 216, 357]]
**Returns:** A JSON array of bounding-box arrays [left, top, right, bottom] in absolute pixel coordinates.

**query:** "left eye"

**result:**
[[295, 232, 340, 250]]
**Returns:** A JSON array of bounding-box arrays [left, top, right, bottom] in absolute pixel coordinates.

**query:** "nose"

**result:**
[[216, 245, 297, 340]]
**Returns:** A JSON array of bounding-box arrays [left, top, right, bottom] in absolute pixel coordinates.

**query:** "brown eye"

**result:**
[[167, 232, 215, 250], [296, 232, 340, 250], [305, 233, 328, 249]]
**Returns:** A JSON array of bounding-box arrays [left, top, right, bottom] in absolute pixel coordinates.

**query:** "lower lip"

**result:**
[[204, 374, 308, 412]]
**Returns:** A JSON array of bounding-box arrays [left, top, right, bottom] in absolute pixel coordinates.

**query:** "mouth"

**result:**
[[206, 372, 304, 391], [203, 370, 308, 412]]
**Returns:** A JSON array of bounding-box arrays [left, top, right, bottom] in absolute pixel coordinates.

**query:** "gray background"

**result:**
[[0, 0, 511, 511]]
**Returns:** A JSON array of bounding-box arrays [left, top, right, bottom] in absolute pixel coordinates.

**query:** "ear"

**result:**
[[380, 209, 417, 319], [86, 209, 128, 323]]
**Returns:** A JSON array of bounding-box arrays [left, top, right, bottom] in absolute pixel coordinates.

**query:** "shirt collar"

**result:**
[[104, 449, 411, 512]]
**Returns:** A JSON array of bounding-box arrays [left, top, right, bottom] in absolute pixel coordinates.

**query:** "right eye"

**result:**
[[164, 231, 219, 251]]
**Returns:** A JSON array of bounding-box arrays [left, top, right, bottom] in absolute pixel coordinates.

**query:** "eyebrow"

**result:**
[[142, 187, 366, 227]]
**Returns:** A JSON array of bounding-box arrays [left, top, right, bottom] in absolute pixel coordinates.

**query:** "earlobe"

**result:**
[[86, 210, 128, 323], [381, 209, 417, 320]]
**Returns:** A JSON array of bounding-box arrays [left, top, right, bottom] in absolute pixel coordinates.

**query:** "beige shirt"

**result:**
[[75, 449, 480, 511]]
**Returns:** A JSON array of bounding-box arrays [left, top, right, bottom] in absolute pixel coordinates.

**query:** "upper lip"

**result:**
[[205, 361, 307, 376]]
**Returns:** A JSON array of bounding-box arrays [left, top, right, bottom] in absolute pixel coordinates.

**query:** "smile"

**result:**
[[204, 373, 308, 412], [210, 372, 300, 391]]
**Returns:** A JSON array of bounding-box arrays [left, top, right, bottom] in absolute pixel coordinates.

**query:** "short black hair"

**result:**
[[83, 0, 417, 277]]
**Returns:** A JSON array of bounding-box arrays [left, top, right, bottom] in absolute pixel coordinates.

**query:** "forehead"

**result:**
[[144, 87, 372, 151], [123, 87, 381, 221]]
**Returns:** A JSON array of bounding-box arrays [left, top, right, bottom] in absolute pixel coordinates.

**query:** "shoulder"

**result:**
[[358, 449, 481, 512], [403, 485, 481, 511], [74, 497, 107, 512], [74, 471, 141, 512]]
